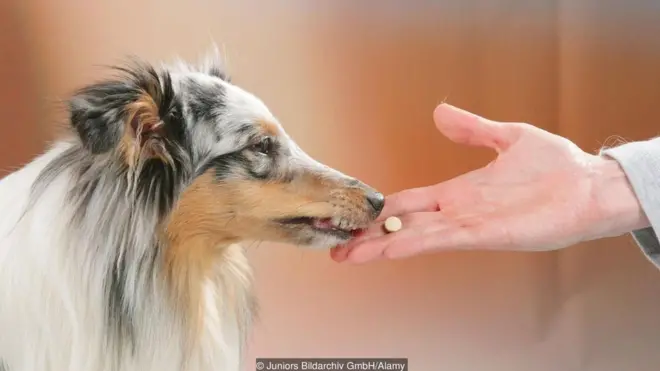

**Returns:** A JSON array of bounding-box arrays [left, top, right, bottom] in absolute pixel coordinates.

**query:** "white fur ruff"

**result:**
[[0, 143, 252, 371]]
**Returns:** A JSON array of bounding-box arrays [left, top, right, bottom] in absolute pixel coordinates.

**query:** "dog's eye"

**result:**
[[251, 137, 274, 155]]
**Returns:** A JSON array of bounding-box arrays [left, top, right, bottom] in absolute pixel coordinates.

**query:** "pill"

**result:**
[[383, 216, 402, 233]]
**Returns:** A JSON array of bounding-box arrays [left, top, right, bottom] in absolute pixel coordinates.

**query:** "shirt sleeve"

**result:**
[[600, 137, 660, 270]]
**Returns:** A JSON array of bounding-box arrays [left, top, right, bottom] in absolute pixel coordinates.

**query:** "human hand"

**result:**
[[331, 104, 648, 264]]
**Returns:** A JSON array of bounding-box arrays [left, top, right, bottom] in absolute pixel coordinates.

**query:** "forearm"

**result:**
[[587, 154, 650, 240]]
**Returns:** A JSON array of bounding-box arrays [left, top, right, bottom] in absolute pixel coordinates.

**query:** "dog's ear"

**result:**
[[69, 80, 133, 154], [69, 63, 181, 166]]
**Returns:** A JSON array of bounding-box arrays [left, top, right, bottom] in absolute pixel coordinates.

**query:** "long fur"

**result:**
[[0, 49, 384, 371]]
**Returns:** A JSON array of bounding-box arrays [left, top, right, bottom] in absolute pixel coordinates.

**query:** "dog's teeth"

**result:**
[[331, 217, 342, 228], [328, 217, 360, 231]]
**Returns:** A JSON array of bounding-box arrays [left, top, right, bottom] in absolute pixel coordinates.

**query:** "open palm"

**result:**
[[331, 104, 644, 264]]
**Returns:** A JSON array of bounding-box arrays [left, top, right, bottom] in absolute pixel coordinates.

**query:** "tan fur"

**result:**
[[291, 170, 372, 218], [119, 91, 170, 167], [163, 171, 228, 343], [257, 119, 281, 137], [165, 166, 372, 249], [161, 158, 372, 347]]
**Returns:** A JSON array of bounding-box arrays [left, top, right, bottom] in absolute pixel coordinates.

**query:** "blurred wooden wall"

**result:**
[[0, 0, 47, 176], [2, 1, 660, 370]]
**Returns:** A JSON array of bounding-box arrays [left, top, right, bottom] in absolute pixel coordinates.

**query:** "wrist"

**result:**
[[585, 155, 650, 240]]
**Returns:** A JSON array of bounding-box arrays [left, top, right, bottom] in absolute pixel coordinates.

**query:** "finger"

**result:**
[[342, 212, 452, 264], [330, 245, 351, 262], [353, 211, 447, 247], [382, 224, 480, 260], [433, 103, 520, 153], [330, 227, 373, 263], [332, 212, 444, 264], [384, 218, 515, 259], [331, 186, 438, 263], [331, 244, 386, 264], [345, 214, 508, 263], [376, 185, 441, 222], [346, 226, 445, 264]]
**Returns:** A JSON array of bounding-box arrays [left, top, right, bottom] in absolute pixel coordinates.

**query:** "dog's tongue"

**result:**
[[313, 218, 335, 230], [313, 218, 364, 236]]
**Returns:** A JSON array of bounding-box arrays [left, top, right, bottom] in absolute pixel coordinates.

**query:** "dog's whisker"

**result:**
[[298, 246, 306, 265], [290, 201, 329, 214]]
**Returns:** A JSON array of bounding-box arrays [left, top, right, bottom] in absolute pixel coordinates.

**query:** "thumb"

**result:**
[[433, 104, 520, 153]]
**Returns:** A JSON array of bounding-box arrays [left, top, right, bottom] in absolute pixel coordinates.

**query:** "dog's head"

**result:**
[[67, 52, 383, 248]]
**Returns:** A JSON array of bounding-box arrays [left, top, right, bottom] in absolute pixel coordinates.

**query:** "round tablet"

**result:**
[[384, 216, 402, 233]]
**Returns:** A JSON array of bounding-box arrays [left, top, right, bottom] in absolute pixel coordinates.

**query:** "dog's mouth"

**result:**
[[278, 216, 365, 239]]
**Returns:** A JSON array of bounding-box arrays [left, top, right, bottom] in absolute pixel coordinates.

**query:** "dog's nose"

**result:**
[[366, 192, 385, 215]]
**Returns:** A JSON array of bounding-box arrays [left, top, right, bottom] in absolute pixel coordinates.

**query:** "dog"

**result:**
[[0, 50, 384, 371]]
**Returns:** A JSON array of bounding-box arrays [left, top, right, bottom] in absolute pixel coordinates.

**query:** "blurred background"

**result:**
[[2, 1, 660, 370]]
